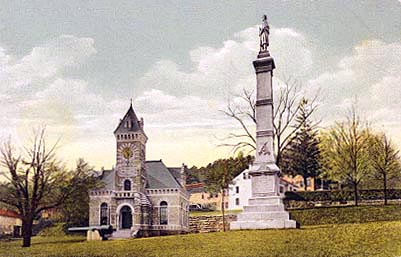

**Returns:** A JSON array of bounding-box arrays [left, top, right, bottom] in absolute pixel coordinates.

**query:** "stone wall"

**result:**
[[189, 214, 237, 233]]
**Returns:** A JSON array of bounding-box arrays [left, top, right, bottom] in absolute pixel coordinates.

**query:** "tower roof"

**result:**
[[113, 103, 143, 134]]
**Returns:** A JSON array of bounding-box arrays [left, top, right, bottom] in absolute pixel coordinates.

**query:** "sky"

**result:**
[[0, 0, 400, 169]]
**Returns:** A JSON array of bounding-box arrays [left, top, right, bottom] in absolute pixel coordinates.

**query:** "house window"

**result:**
[[124, 180, 131, 191], [235, 198, 240, 206], [100, 203, 109, 225], [201, 194, 204, 199], [235, 186, 239, 194], [160, 201, 168, 225]]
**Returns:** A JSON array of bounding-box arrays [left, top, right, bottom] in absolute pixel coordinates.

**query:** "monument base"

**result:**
[[231, 166, 297, 230], [230, 195, 297, 230]]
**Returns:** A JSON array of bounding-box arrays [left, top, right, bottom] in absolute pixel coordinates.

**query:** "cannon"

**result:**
[[68, 225, 114, 241]]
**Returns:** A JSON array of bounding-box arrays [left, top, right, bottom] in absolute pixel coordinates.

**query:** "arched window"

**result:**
[[100, 203, 109, 225], [124, 180, 131, 191], [160, 201, 168, 225]]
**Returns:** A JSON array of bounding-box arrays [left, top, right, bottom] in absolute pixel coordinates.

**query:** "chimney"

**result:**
[[180, 163, 187, 189]]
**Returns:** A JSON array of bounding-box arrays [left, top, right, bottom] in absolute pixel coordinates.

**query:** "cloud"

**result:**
[[0, 35, 96, 91], [0, 35, 98, 140], [308, 40, 401, 125], [137, 26, 313, 100], [134, 89, 229, 129]]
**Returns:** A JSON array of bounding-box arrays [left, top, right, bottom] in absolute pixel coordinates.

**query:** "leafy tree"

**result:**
[[186, 152, 253, 230], [187, 152, 253, 185], [320, 109, 371, 206], [203, 159, 235, 232], [281, 99, 321, 190], [0, 129, 94, 247], [368, 133, 401, 205], [59, 159, 101, 227], [202, 153, 250, 231]]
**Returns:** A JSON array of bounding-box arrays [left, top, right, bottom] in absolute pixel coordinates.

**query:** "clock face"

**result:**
[[118, 143, 136, 164], [122, 147, 133, 160]]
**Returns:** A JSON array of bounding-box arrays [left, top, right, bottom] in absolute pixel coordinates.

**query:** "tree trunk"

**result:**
[[276, 150, 281, 168], [221, 189, 226, 232], [353, 182, 358, 206], [303, 177, 308, 191], [383, 173, 388, 205], [22, 216, 33, 247]]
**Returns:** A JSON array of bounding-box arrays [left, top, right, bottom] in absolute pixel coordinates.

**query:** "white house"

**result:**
[[228, 169, 299, 210]]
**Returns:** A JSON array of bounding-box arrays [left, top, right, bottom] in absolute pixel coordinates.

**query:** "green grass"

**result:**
[[290, 204, 401, 226], [1, 221, 401, 257]]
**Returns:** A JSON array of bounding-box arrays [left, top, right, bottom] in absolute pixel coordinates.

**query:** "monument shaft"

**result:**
[[250, 56, 280, 198]]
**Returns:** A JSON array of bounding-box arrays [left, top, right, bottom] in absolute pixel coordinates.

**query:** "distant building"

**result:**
[[186, 183, 228, 210], [228, 170, 299, 210], [0, 209, 21, 237], [282, 175, 321, 191]]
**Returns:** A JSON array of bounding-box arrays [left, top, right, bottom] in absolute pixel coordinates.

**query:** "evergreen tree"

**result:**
[[281, 99, 321, 190]]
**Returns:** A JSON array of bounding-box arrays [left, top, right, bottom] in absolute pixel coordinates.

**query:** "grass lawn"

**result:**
[[1, 221, 400, 257]]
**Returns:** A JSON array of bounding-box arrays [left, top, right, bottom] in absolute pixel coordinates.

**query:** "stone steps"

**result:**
[[248, 196, 283, 206], [243, 204, 284, 212], [230, 219, 296, 230], [237, 211, 289, 221], [111, 229, 132, 239]]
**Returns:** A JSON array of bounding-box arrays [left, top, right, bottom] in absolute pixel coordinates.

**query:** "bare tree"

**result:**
[[220, 89, 256, 154], [221, 78, 318, 167], [0, 128, 90, 247]]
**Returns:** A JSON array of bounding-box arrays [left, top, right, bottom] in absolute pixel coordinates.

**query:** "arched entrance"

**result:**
[[120, 206, 132, 229]]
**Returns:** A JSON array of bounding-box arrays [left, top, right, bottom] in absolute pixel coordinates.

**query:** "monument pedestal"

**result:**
[[230, 164, 297, 230]]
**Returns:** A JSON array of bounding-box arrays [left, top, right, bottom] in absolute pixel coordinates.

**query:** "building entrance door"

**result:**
[[120, 206, 132, 229]]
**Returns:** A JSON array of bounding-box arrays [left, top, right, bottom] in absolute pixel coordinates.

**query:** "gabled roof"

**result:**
[[114, 104, 143, 134], [145, 160, 182, 189], [98, 169, 115, 190], [185, 182, 206, 194], [0, 209, 20, 218], [95, 161, 184, 191], [168, 167, 185, 186]]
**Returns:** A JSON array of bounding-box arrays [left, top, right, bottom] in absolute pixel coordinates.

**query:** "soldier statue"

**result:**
[[259, 15, 270, 52]]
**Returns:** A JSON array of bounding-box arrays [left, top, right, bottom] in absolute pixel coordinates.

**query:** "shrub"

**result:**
[[285, 189, 401, 202], [289, 205, 401, 226], [37, 223, 68, 237]]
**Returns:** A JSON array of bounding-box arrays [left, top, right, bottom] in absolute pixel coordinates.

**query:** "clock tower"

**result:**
[[114, 103, 147, 193]]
